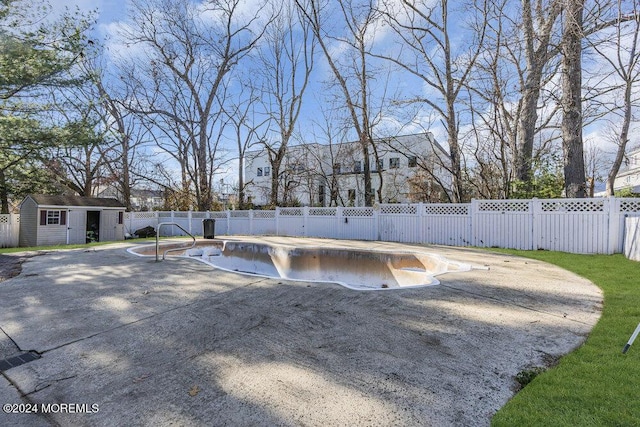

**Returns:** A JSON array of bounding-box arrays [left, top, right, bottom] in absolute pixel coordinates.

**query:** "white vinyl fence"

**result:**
[[625, 216, 640, 261], [121, 197, 640, 255], [0, 214, 19, 248], [2, 198, 640, 255]]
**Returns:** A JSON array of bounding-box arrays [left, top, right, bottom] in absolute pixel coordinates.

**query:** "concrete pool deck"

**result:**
[[0, 237, 602, 426]]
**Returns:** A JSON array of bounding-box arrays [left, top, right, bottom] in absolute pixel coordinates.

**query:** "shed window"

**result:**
[[118, 211, 124, 225], [40, 210, 66, 226]]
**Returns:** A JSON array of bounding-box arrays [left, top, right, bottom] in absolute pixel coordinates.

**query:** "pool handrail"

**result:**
[[155, 222, 196, 262]]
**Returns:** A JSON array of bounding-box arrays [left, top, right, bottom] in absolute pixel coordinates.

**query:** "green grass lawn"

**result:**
[[491, 251, 640, 426]]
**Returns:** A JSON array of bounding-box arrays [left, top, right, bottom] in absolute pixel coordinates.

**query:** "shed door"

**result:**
[[67, 210, 86, 244], [101, 210, 119, 242]]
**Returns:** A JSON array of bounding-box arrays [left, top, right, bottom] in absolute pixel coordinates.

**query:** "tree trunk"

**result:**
[[238, 155, 245, 209], [0, 169, 9, 214], [515, 0, 562, 185], [362, 137, 373, 206], [270, 154, 283, 206], [561, 0, 586, 198], [606, 81, 633, 196]]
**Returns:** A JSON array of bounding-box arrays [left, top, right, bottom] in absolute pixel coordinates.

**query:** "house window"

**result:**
[[408, 156, 417, 167], [333, 163, 341, 174], [377, 159, 384, 171], [354, 160, 362, 173], [319, 185, 325, 205], [390, 157, 400, 169], [40, 210, 66, 226], [257, 167, 263, 177], [264, 166, 270, 177], [348, 189, 356, 202]]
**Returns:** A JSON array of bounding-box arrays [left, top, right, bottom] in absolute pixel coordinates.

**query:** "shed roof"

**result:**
[[25, 194, 125, 208]]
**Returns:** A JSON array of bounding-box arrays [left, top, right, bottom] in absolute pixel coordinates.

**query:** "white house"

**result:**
[[613, 147, 640, 194], [244, 133, 451, 207]]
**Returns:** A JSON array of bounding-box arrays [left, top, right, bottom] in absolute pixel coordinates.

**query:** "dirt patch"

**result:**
[[0, 254, 32, 283]]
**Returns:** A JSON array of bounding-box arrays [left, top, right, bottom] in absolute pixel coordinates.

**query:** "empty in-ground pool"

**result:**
[[128, 240, 472, 290]]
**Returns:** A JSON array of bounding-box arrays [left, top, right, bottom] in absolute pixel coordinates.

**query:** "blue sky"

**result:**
[[45, 0, 640, 191]]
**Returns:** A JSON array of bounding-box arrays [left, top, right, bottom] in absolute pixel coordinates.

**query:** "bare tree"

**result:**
[[256, 1, 315, 207], [515, 0, 563, 185], [378, 0, 488, 202], [301, 106, 351, 207], [585, 1, 640, 195], [560, 0, 587, 197], [296, 0, 387, 206], [225, 83, 269, 209], [117, 0, 268, 210]]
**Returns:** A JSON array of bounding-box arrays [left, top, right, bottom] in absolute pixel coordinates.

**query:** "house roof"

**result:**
[[25, 194, 125, 208]]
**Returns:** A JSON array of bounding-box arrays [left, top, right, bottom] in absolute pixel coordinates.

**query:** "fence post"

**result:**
[[155, 211, 159, 234], [470, 199, 478, 247], [417, 202, 424, 244], [607, 196, 619, 254], [249, 209, 254, 235], [275, 206, 280, 236], [303, 206, 308, 237], [11, 213, 19, 247], [337, 206, 343, 240], [531, 198, 539, 250], [373, 205, 379, 241]]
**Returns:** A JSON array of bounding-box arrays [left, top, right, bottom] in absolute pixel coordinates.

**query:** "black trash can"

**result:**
[[203, 218, 215, 239]]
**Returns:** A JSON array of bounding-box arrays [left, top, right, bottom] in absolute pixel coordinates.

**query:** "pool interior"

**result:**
[[128, 240, 471, 290]]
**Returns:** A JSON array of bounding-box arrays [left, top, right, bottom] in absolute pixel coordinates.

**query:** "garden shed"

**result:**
[[19, 194, 126, 247]]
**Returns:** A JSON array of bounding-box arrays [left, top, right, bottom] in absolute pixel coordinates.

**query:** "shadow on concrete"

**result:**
[[0, 242, 602, 426]]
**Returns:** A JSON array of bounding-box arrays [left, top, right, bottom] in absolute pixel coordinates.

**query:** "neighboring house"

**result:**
[[244, 133, 451, 207], [97, 186, 166, 211], [19, 195, 125, 247], [129, 189, 165, 211], [613, 147, 640, 194]]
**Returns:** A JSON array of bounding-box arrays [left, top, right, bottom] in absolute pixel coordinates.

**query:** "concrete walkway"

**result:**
[[0, 237, 602, 426]]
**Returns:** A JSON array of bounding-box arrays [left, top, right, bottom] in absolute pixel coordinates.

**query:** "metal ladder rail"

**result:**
[[156, 222, 197, 262]]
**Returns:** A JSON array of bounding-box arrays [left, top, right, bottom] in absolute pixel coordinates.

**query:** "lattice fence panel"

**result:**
[[380, 204, 417, 215], [309, 208, 337, 216], [191, 212, 207, 218], [253, 210, 276, 219], [541, 199, 605, 212], [478, 200, 530, 212], [619, 199, 640, 213], [424, 204, 469, 216], [209, 211, 228, 218], [230, 210, 250, 218], [343, 208, 374, 217], [131, 212, 157, 219], [279, 208, 304, 216]]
